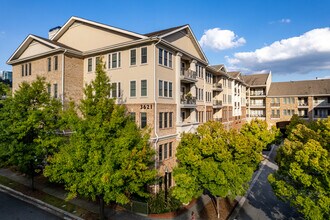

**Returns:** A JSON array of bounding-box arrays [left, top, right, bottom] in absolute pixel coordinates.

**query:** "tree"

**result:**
[[268, 117, 330, 220], [240, 118, 281, 167], [0, 77, 62, 190], [172, 121, 258, 218], [0, 82, 10, 107], [44, 61, 156, 220]]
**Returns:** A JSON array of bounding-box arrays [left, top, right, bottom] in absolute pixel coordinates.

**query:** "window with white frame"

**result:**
[[141, 47, 147, 64], [141, 80, 147, 96], [130, 81, 136, 97], [130, 49, 136, 66], [88, 58, 93, 72], [158, 112, 173, 129], [108, 52, 121, 69], [158, 80, 173, 98], [110, 82, 121, 98], [158, 48, 173, 68]]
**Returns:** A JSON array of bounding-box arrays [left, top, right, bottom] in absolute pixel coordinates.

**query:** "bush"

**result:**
[[148, 189, 182, 214]]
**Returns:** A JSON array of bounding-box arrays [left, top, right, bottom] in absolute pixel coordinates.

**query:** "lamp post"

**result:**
[[164, 166, 168, 205]]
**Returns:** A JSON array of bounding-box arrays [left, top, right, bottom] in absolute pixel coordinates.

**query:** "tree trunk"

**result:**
[[99, 195, 105, 220], [29, 161, 35, 191], [217, 197, 220, 219]]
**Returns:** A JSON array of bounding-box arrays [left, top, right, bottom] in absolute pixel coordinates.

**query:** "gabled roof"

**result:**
[[242, 73, 270, 86], [210, 64, 226, 72], [144, 25, 187, 37], [51, 16, 147, 41], [227, 71, 240, 79], [145, 24, 208, 63], [268, 79, 330, 96], [7, 34, 81, 64]]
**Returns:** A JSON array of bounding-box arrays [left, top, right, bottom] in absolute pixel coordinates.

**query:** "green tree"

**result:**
[[0, 82, 10, 107], [268, 117, 330, 220], [44, 61, 156, 220], [173, 121, 258, 218], [0, 77, 62, 190]]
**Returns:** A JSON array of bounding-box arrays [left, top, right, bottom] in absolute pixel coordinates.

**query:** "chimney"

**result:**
[[48, 26, 61, 39]]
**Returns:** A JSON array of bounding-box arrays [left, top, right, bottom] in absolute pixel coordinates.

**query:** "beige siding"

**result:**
[[57, 21, 138, 52], [19, 41, 53, 59]]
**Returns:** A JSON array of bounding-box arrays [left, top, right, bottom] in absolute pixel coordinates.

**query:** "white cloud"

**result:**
[[280, 18, 291, 23], [199, 28, 246, 51], [226, 28, 330, 75]]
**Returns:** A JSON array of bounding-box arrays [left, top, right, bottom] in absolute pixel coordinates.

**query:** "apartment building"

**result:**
[[7, 17, 249, 191], [243, 73, 272, 120], [266, 79, 330, 127]]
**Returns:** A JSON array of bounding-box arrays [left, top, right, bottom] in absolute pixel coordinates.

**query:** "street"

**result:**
[[233, 145, 302, 220], [0, 191, 61, 220]]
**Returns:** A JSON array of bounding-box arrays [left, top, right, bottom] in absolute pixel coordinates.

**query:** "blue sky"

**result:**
[[1, 0, 330, 82]]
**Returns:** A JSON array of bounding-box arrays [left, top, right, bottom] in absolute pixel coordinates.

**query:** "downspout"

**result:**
[[61, 49, 67, 108], [153, 38, 161, 194]]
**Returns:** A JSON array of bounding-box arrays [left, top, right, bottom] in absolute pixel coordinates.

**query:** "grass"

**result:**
[[0, 175, 98, 219]]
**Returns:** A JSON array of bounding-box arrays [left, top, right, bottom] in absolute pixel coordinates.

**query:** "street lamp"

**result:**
[[164, 166, 168, 205]]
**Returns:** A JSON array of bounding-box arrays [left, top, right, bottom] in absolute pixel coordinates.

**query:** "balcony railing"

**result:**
[[298, 102, 308, 107], [180, 69, 197, 83], [180, 96, 197, 108], [212, 83, 223, 91], [214, 118, 223, 122], [298, 115, 309, 118], [212, 100, 223, 108], [270, 103, 280, 107], [250, 103, 266, 108], [250, 114, 266, 118], [271, 114, 280, 118], [313, 102, 330, 107], [250, 91, 266, 96]]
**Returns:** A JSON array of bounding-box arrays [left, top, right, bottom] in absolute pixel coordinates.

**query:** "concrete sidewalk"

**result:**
[[0, 168, 210, 220]]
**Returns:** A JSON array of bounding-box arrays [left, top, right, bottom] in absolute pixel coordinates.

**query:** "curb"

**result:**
[[0, 184, 84, 220], [228, 144, 276, 220]]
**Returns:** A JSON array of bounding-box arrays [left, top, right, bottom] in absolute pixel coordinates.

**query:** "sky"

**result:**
[[1, 0, 330, 82]]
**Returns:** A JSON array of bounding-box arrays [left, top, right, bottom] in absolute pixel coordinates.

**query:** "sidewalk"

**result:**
[[0, 168, 211, 220]]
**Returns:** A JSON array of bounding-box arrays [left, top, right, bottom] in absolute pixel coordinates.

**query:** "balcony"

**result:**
[[270, 114, 280, 118], [298, 115, 309, 119], [214, 118, 222, 122], [180, 69, 197, 83], [270, 103, 280, 107], [298, 102, 309, 107], [313, 101, 330, 107], [250, 103, 266, 108], [180, 96, 197, 108], [213, 100, 223, 109], [250, 114, 266, 118], [212, 83, 223, 91], [250, 91, 266, 97]]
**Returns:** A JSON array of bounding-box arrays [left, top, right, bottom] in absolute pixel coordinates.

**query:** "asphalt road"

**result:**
[[0, 191, 61, 220], [234, 145, 303, 220]]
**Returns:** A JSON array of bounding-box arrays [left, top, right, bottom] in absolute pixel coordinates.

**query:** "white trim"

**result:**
[[51, 16, 147, 41], [140, 47, 148, 65], [129, 48, 137, 66]]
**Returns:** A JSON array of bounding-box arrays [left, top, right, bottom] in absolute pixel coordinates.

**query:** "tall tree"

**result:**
[[44, 61, 156, 220], [172, 121, 259, 218], [268, 117, 330, 220], [0, 77, 62, 190]]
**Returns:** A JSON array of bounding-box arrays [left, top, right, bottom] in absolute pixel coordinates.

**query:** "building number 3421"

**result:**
[[140, 104, 152, 110]]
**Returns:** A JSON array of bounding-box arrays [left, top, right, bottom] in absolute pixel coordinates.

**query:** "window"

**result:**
[[169, 82, 172, 97], [25, 64, 28, 76], [169, 112, 173, 127], [111, 83, 117, 98], [169, 52, 172, 68], [48, 58, 51, 71], [164, 112, 168, 128], [54, 56, 58, 70], [169, 142, 172, 158], [96, 56, 101, 67], [53, 83, 58, 98], [164, 81, 168, 97], [88, 58, 93, 72], [130, 81, 136, 97], [47, 84, 51, 94], [29, 63, 32, 75], [228, 95, 232, 104], [159, 145, 162, 162], [159, 80, 163, 96], [164, 51, 168, 66], [164, 143, 168, 159], [159, 112, 163, 129], [141, 80, 147, 96], [159, 48, 163, 65], [109, 52, 121, 69], [141, 47, 147, 64], [130, 49, 136, 66], [21, 65, 24, 77], [140, 112, 147, 128], [130, 112, 136, 121]]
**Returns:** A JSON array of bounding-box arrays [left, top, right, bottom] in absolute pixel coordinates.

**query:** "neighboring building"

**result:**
[[266, 79, 330, 127], [243, 72, 272, 121], [0, 70, 13, 85], [7, 16, 247, 192]]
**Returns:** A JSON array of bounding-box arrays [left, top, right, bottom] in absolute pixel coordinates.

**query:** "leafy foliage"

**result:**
[[0, 77, 62, 188], [44, 61, 156, 209], [148, 189, 182, 214], [172, 121, 261, 204], [269, 117, 330, 220]]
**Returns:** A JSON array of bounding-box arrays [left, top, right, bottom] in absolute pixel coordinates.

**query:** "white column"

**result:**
[[190, 60, 197, 123], [175, 53, 182, 125]]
